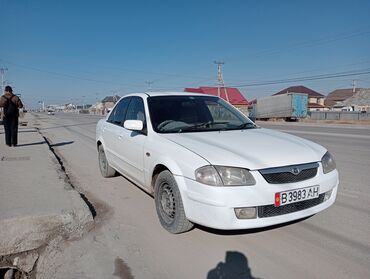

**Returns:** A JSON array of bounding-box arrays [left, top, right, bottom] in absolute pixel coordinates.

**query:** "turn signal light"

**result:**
[[324, 189, 333, 201]]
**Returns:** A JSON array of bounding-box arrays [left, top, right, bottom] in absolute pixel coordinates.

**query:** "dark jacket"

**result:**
[[0, 92, 24, 117]]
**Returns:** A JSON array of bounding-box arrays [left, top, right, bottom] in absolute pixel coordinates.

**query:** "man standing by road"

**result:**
[[0, 86, 23, 147]]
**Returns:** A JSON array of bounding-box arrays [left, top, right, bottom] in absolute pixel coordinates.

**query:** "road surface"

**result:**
[[33, 113, 370, 279]]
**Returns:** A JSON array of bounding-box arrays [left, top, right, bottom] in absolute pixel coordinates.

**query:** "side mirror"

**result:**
[[124, 120, 143, 131]]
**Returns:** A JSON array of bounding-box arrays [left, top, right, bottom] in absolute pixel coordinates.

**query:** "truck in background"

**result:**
[[249, 93, 308, 121]]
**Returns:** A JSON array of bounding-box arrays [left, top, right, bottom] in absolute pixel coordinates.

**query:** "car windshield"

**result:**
[[147, 95, 256, 133]]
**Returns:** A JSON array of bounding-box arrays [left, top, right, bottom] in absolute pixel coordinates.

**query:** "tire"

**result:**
[[154, 170, 193, 234], [98, 145, 116, 178]]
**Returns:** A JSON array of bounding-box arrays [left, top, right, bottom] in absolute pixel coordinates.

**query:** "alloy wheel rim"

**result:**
[[100, 149, 107, 171], [160, 183, 176, 221]]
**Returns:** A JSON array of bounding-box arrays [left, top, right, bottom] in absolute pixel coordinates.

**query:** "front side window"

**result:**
[[107, 97, 131, 125], [148, 95, 255, 133], [125, 96, 147, 134], [125, 97, 146, 122]]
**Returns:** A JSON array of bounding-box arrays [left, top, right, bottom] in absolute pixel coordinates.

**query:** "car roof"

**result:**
[[122, 92, 215, 98]]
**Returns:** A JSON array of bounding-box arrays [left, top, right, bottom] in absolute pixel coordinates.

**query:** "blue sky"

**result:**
[[1, 0, 370, 108]]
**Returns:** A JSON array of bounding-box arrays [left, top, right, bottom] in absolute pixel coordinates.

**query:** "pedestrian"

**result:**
[[0, 86, 24, 147]]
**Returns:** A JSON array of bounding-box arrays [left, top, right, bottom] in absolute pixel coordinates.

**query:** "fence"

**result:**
[[308, 111, 370, 121]]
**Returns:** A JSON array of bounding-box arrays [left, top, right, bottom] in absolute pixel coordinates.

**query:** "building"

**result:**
[[324, 88, 362, 110], [64, 103, 76, 111], [273, 85, 327, 111], [89, 102, 105, 115], [101, 95, 120, 113], [341, 88, 370, 112], [184, 86, 249, 113]]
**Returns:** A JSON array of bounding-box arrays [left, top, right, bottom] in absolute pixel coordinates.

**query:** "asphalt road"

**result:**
[[33, 113, 370, 279]]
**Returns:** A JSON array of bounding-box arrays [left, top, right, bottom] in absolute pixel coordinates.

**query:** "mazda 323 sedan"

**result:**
[[96, 92, 338, 233]]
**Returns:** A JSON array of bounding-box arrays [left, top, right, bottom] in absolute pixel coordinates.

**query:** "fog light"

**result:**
[[324, 189, 333, 201], [234, 207, 257, 219]]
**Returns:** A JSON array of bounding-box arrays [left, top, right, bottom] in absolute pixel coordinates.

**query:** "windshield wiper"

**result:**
[[236, 122, 257, 129], [157, 120, 176, 131], [178, 121, 229, 133]]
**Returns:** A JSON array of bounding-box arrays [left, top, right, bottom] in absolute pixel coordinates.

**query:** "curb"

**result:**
[[0, 115, 95, 276]]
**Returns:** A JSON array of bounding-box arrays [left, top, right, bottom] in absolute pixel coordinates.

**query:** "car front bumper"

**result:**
[[174, 166, 338, 230]]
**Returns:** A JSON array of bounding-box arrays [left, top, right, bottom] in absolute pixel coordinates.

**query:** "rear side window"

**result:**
[[107, 97, 131, 125]]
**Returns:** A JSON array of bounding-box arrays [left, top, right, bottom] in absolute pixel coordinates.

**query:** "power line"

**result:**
[[0, 58, 144, 88], [2, 57, 370, 101], [97, 64, 214, 81], [225, 25, 370, 65], [0, 57, 216, 92], [241, 60, 370, 84], [252, 30, 370, 58], [230, 69, 370, 88]]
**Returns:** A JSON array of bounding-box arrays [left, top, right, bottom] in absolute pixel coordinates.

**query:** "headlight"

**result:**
[[195, 166, 256, 186], [321, 152, 336, 174], [195, 166, 223, 186]]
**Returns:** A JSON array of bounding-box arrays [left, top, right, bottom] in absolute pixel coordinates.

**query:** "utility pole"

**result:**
[[38, 101, 45, 111], [214, 61, 229, 102], [352, 79, 357, 93], [0, 67, 8, 92], [145, 80, 154, 91]]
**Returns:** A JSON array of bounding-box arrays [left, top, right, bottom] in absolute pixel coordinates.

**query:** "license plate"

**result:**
[[275, 186, 320, 207]]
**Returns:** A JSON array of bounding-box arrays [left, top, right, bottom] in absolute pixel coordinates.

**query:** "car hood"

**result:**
[[160, 128, 326, 170]]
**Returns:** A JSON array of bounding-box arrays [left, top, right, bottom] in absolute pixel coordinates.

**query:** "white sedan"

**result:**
[[96, 92, 338, 233]]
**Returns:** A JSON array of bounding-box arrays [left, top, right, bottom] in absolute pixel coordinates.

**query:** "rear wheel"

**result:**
[[154, 170, 193, 234], [98, 145, 116, 178]]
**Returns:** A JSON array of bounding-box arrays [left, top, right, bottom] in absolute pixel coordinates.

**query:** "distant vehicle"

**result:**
[[47, 110, 55, 115], [96, 92, 338, 234], [341, 106, 353, 112], [250, 93, 308, 121]]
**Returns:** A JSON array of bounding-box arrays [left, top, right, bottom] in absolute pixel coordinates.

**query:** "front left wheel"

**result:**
[[154, 170, 193, 234]]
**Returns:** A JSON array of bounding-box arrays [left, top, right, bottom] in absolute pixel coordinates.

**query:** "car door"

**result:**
[[103, 97, 131, 169], [117, 96, 147, 187]]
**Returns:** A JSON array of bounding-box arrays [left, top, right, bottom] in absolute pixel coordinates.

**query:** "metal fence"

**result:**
[[308, 111, 370, 121]]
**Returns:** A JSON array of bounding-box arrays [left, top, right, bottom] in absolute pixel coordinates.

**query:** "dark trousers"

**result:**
[[3, 116, 19, 146]]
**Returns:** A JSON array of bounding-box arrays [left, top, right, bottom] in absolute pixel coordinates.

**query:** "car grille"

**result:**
[[258, 193, 325, 218], [259, 162, 319, 184]]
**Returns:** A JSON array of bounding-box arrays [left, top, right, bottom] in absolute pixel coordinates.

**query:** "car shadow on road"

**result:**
[[39, 122, 99, 131], [195, 216, 313, 236], [50, 141, 74, 148], [16, 141, 74, 148], [207, 251, 261, 279], [16, 141, 46, 147]]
